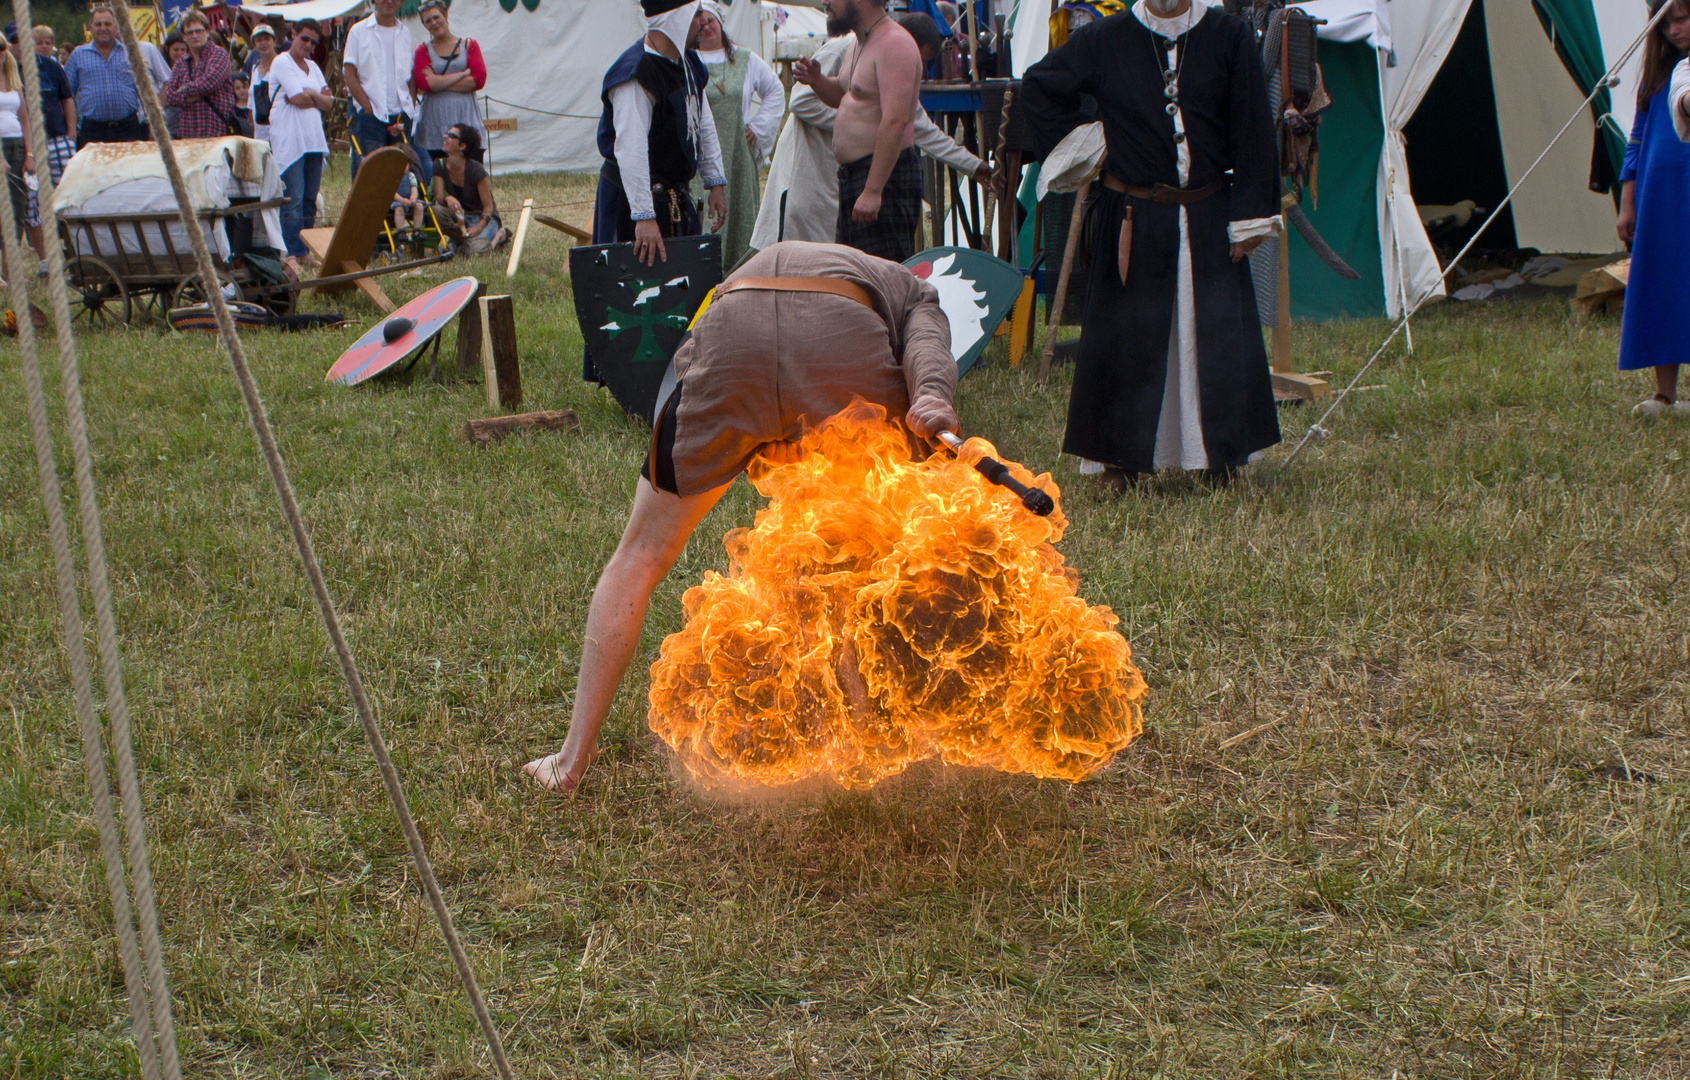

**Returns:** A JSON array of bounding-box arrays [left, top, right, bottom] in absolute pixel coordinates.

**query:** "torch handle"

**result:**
[[936, 431, 1055, 516]]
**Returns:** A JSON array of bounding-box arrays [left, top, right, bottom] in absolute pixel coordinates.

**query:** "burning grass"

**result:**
[[1, 172, 1687, 1077]]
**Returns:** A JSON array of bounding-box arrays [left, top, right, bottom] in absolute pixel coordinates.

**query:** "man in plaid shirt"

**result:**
[[64, 6, 146, 147]]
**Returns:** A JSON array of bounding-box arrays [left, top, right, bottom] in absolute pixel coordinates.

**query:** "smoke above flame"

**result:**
[[648, 401, 1147, 791]]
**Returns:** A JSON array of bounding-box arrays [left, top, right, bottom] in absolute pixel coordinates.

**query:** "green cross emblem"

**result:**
[[602, 281, 690, 363]]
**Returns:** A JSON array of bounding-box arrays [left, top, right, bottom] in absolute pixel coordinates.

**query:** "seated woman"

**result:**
[[433, 123, 505, 254]]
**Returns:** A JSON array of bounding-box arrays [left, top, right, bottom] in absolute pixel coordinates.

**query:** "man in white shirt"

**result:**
[[342, 0, 427, 184]]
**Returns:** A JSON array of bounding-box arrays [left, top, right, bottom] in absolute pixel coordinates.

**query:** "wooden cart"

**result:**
[[58, 196, 292, 327]]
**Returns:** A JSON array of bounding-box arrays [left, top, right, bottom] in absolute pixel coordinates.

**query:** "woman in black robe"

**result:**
[[1022, 0, 1281, 486]]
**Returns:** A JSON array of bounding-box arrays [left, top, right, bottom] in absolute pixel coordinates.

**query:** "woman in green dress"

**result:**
[[689, 1, 785, 269]]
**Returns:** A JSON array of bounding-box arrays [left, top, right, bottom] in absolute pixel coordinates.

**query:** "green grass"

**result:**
[[3, 167, 1688, 1078]]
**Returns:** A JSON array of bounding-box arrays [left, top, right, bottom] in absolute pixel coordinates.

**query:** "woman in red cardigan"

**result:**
[[413, 0, 486, 164], [165, 9, 238, 139]]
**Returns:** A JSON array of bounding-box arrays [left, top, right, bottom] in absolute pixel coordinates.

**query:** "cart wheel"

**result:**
[[65, 256, 130, 328], [172, 269, 236, 311], [255, 281, 295, 317]]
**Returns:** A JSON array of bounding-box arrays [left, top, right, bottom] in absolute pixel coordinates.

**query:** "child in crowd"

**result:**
[[391, 167, 426, 232], [230, 73, 254, 138]]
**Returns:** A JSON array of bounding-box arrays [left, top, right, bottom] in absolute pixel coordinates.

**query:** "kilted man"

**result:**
[[1022, 0, 1282, 490], [525, 241, 958, 793], [792, 0, 924, 262]]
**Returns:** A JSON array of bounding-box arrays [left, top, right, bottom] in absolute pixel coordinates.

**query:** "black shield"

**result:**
[[570, 235, 723, 419]]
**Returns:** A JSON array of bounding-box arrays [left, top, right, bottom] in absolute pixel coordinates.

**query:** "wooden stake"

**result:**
[[1267, 217, 1330, 400], [505, 198, 534, 278], [963, 0, 982, 82], [533, 214, 591, 242], [1037, 176, 1092, 386], [1271, 221, 1292, 373], [479, 294, 520, 410], [456, 280, 487, 375], [460, 409, 579, 446]]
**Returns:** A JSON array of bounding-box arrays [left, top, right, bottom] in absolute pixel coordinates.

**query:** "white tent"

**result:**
[[1007, 0, 1650, 319], [433, 0, 646, 174], [414, 0, 824, 174]]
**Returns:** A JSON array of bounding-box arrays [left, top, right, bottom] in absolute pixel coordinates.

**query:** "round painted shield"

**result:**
[[325, 276, 482, 386], [903, 247, 1027, 376]]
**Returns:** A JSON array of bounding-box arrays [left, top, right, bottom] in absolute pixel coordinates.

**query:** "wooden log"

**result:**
[[1272, 371, 1330, 400], [456, 280, 487, 375], [1037, 176, 1092, 386], [480, 294, 521, 410], [1570, 259, 1628, 319], [533, 213, 591, 242], [505, 198, 535, 278], [460, 409, 580, 447]]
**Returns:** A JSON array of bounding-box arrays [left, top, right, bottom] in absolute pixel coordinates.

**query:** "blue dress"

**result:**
[[1618, 82, 1690, 371]]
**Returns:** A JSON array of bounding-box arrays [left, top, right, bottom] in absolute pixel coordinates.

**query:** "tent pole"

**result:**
[[1378, 46, 1413, 355]]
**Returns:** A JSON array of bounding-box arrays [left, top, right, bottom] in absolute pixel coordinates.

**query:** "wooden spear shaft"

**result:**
[[1037, 174, 1094, 386]]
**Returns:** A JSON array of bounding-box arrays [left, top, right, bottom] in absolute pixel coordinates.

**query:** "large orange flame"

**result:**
[[648, 400, 1147, 791]]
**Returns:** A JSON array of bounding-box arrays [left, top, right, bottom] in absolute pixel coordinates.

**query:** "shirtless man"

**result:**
[[793, 0, 924, 262]]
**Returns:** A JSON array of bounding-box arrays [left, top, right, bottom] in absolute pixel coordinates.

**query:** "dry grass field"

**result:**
[[2, 165, 1687, 1078]]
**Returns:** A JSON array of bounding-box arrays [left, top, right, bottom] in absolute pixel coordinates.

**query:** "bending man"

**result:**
[[525, 241, 959, 792]]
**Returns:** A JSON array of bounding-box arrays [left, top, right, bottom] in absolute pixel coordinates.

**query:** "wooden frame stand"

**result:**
[[1270, 220, 1330, 403]]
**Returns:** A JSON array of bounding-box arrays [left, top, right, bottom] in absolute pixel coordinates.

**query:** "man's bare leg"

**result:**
[[523, 476, 730, 792]]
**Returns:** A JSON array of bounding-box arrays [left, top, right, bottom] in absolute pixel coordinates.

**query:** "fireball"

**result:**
[[648, 400, 1147, 790]]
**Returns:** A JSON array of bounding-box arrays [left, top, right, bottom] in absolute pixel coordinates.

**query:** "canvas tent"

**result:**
[[386, 0, 824, 174], [1009, 0, 1649, 319]]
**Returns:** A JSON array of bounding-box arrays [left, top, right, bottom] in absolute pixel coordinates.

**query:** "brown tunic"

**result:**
[[662, 241, 956, 496]]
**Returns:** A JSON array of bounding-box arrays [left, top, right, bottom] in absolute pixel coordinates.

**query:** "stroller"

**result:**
[[356, 138, 449, 266]]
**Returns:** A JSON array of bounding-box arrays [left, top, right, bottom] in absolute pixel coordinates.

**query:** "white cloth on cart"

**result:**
[[54, 137, 286, 261]]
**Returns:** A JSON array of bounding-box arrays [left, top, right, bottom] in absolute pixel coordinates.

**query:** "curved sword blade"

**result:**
[[1286, 201, 1361, 281]]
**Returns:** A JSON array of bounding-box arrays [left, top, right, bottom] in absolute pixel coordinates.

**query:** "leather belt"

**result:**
[[717, 276, 874, 310], [1102, 175, 1223, 205]]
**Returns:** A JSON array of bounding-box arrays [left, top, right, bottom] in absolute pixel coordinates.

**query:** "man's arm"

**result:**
[[893, 272, 958, 435], [695, 90, 727, 228], [1019, 23, 1096, 159], [789, 40, 846, 132], [1224, 23, 1281, 259], [853, 40, 921, 222], [695, 86, 727, 189], [343, 63, 373, 112], [342, 26, 373, 112], [609, 79, 656, 221], [792, 48, 847, 108], [913, 108, 983, 178], [62, 94, 77, 134]]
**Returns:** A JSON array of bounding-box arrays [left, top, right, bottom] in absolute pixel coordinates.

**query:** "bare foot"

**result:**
[[522, 746, 596, 792]]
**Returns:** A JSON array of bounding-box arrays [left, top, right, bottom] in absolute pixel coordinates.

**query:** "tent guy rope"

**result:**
[[5, 0, 181, 1073], [1281, 0, 1671, 469], [30, 3, 520, 1075]]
